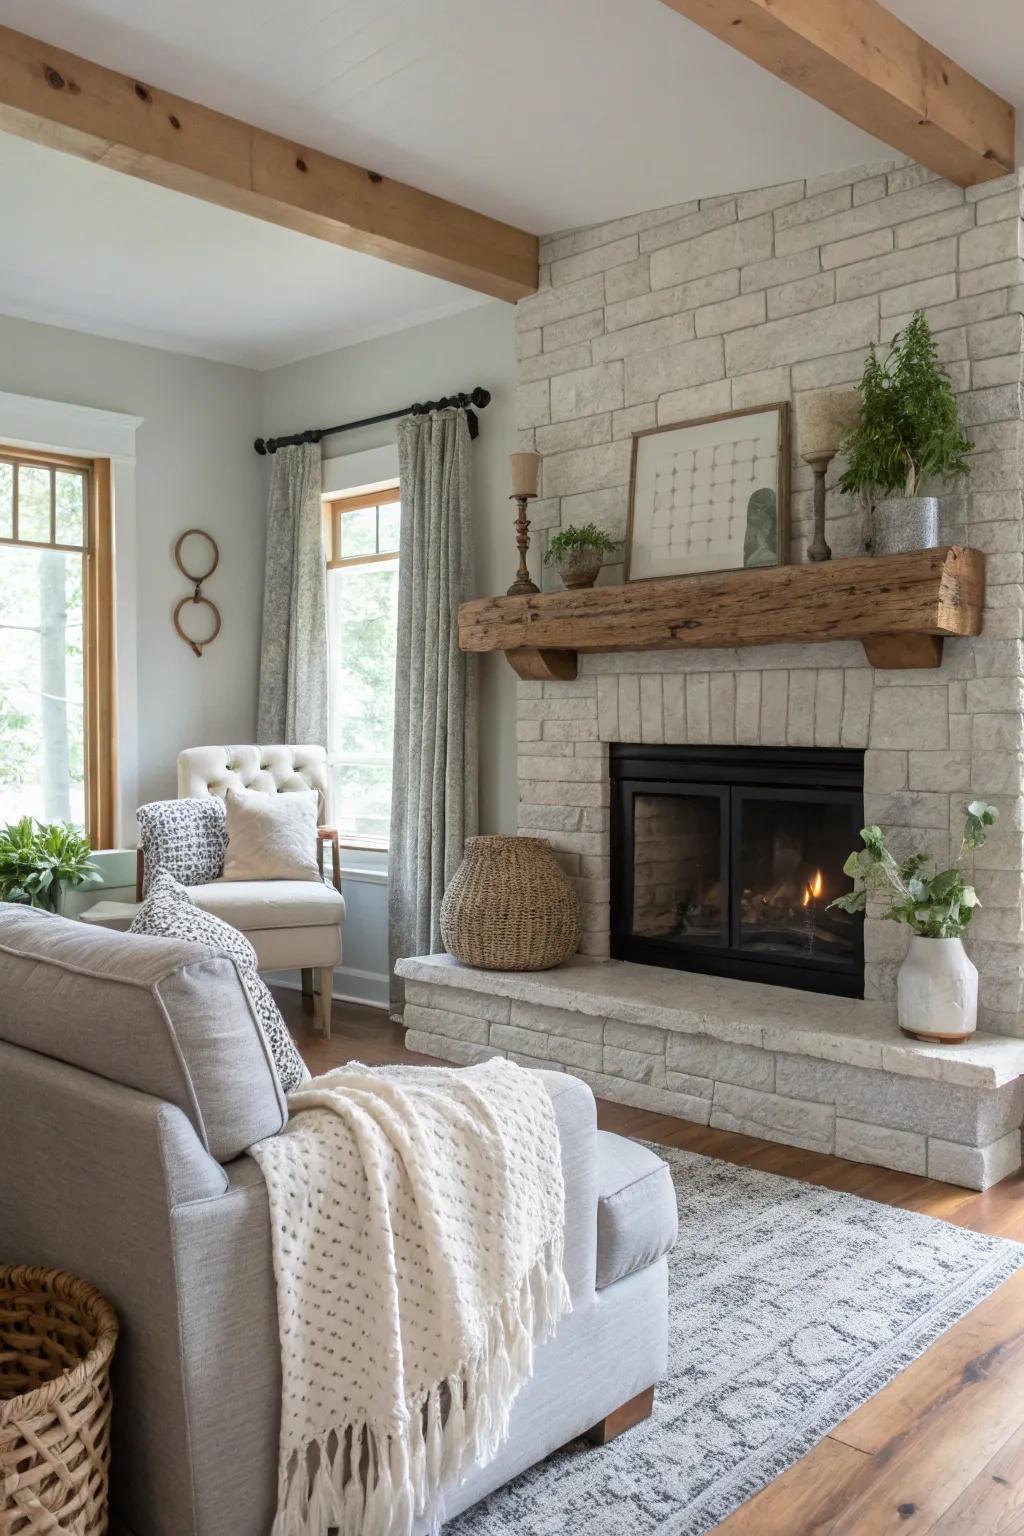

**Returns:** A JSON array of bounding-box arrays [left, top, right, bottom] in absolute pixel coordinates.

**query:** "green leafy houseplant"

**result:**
[[829, 801, 998, 940], [543, 524, 622, 565], [838, 310, 972, 502], [544, 523, 622, 591], [0, 816, 100, 912]]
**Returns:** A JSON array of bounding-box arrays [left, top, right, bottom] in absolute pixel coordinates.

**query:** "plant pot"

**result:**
[[872, 496, 939, 555], [555, 546, 604, 589], [897, 935, 978, 1043], [440, 835, 582, 971]]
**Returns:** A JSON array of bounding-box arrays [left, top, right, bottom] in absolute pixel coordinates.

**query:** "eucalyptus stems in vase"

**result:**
[[830, 801, 997, 1042]]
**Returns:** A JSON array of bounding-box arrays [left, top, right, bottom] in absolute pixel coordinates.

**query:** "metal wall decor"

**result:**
[[173, 529, 221, 657]]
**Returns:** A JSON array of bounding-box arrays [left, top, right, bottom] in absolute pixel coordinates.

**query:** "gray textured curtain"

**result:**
[[256, 441, 329, 746], [389, 409, 479, 1014]]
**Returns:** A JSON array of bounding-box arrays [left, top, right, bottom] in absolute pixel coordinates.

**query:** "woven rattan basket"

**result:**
[[441, 835, 582, 971], [1, 1266, 118, 1535]]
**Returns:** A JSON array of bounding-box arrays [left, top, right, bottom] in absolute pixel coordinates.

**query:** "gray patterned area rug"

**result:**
[[451, 1145, 1024, 1536]]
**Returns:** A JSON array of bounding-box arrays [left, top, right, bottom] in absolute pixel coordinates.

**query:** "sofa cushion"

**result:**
[[595, 1131, 678, 1290], [137, 797, 228, 896], [130, 872, 308, 1093], [0, 904, 286, 1162], [190, 878, 346, 931]]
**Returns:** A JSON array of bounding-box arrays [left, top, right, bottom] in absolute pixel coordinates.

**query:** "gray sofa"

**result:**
[[0, 906, 678, 1536]]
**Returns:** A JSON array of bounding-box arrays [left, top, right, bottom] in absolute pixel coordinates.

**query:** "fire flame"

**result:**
[[801, 870, 824, 908]]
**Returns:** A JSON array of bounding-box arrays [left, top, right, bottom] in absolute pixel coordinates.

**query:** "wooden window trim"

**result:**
[[85, 458, 117, 849], [325, 482, 400, 568], [338, 834, 389, 854], [0, 444, 116, 847]]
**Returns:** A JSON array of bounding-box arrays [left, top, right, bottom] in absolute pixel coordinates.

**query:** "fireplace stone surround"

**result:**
[[396, 952, 1024, 1190], [398, 156, 1024, 1188], [399, 646, 1024, 1189]]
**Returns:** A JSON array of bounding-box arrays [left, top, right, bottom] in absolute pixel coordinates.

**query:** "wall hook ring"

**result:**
[[173, 529, 221, 656]]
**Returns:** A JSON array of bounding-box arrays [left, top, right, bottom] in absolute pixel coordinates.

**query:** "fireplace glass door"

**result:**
[[611, 746, 865, 997]]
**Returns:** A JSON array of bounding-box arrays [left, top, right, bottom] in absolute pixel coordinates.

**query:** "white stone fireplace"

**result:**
[[397, 154, 1024, 1189], [399, 639, 1024, 1190], [515, 642, 999, 1011]]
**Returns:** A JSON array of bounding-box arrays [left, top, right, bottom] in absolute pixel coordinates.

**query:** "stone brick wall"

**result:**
[[397, 965, 1024, 1190], [513, 158, 1024, 1037]]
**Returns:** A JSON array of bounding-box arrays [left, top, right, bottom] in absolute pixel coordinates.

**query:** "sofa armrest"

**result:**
[[533, 1069, 598, 1303]]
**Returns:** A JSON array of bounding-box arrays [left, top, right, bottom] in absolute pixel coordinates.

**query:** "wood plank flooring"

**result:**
[[282, 989, 1024, 1536]]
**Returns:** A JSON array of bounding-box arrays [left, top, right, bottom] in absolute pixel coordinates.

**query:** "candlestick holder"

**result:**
[[802, 449, 836, 563], [507, 494, 540, 596]]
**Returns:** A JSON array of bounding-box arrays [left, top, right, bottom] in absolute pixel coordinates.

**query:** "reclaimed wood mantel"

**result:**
[[458, 547, 985, 680]]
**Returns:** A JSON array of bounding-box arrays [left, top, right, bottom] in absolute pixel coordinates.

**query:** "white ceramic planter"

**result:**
[[897, 935, 978, 1043]]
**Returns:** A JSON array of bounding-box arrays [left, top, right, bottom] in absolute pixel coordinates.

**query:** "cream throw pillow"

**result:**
[[221, 787, 320, 883]]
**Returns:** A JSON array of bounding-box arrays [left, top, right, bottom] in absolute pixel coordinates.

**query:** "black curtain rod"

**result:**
[[254, 386, 491, 455]]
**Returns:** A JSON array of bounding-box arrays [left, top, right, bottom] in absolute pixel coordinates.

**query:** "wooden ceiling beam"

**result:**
[[658, 0, 1015, 187], [0, 24, 538, 301]]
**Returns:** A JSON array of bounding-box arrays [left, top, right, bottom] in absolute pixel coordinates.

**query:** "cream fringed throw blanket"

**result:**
[[250, 1057, 571, 1536]]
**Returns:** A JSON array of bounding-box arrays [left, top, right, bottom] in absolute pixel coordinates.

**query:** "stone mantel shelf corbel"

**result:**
[[458, 547, 985, 681]]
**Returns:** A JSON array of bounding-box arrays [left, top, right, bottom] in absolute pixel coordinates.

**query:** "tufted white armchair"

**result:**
[[173, 745, 345, 1037]]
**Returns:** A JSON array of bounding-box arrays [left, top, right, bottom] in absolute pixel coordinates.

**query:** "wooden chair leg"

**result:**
[[585, 1386, 655, 1445], [300, 967, 314, 999], [315, 967, 334, 1040]]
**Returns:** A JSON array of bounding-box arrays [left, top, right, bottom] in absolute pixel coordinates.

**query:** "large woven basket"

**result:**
[[441, 835, 582, 971], [0, 1266, 118, 1535]]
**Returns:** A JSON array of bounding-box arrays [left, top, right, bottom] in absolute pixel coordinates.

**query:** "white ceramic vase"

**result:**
[[897, 935, 978, 1043]]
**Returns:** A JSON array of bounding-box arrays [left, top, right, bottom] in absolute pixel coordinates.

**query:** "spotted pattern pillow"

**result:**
[[136, 797, 229, 897], [129, 869, 308, 1093]]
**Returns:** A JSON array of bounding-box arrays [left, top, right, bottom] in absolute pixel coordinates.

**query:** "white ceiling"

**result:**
[[0, 0, 1018, 370], [0, 132, 487, 369]]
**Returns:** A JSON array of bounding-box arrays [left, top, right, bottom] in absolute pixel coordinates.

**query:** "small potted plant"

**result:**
[[544, 523, 622, 589], [829, 800, 997, 1043], [0, 816, 100, 913], [838, 309, 972, 555]]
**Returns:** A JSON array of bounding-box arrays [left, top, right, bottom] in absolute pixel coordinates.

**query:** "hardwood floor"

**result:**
[[281, 989, 1024, 1536]]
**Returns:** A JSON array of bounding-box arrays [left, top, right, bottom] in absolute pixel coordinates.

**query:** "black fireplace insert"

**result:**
[[610, 744, 865, 998]]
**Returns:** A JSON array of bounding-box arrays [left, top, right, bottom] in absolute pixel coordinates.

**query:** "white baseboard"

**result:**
[[272, 966, 390, 1011]]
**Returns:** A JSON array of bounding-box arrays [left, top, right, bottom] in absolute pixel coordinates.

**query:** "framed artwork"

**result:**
[[625, 404, 790, 581]]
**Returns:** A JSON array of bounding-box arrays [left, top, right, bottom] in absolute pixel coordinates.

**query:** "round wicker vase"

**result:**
[[441, 835, 582, 971], [1, 1266, 118, 1535]]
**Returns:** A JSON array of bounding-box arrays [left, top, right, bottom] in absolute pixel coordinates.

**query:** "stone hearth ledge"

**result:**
[[395, 955, 1024, 1190], [396, 955, 1024, 1088]]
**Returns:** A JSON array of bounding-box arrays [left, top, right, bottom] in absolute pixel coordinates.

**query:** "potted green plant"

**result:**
[[829, 800, 997, 1043], [0, 816, 100, 913], [544, 523, 622, 589], [838, 309, 972, 555]]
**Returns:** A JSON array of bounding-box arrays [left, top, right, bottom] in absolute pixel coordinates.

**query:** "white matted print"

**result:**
[[626, 405, 790, 581]]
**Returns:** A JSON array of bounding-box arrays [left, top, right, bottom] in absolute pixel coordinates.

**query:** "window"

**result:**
[[0, 447, 116, 845], [325, 484, 400, 848]]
